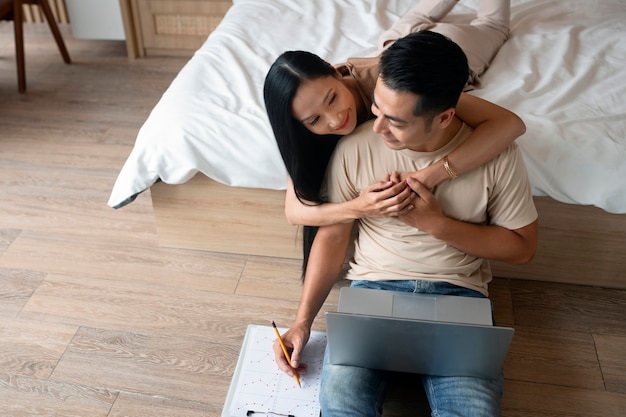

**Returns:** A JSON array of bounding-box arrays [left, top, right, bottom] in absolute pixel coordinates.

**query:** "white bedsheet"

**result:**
[[108, 0, 626, 213]]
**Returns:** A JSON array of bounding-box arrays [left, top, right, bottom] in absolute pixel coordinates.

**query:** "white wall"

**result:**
[[65, 0, 125, 40]]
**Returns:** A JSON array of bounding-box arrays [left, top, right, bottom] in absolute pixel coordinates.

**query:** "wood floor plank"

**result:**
[[109, 392, 219, 417], [0, 373, 117, 417], [237, 255, 348, 305], [594, 334, 626, 394], [0, 24, 185, 99], [510, 280, 626, 335], [0, 167, 156, 241], [0, 318, 77, 379], [0, 120, 129, 146], [237, 256, 303, 299], [490, 277, 515, 325], [19, 273, 330, 343], [0, 232, 246, 293], [504, 326, 604, 390], [502, 379, 626, 417], [0, 267, 46, 317], [0, 229, 21, 255], [51, 327, 238, 404], [0, 139, 138, 177], [0, 88, 165, 142]]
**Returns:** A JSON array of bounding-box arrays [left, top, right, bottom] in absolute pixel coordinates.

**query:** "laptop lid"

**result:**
[[325, 289, 514, 379]]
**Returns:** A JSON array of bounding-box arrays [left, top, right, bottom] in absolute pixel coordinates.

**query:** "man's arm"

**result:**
[[400, 178, 538, 265], [273, 221, 354, 376]]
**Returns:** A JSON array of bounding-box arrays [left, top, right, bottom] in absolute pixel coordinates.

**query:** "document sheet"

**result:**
[[222, 324, 326, 417]]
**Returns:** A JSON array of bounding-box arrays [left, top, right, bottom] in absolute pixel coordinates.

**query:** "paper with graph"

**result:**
[[222, 324, 326, 417]]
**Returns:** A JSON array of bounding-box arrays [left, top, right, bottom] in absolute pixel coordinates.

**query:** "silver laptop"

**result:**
[[325, 287, 514, 379]]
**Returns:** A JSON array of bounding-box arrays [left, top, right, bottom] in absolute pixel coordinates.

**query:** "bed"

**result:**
[[109, 0, 626, 289]]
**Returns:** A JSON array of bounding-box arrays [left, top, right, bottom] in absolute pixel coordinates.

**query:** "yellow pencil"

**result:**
[[271, 321, 301, 388]]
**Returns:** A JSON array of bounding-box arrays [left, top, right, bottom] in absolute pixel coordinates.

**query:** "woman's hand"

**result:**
[[400, 167, 440, 191], [272, 323, 310, 376], [352, 172, 414, 218]]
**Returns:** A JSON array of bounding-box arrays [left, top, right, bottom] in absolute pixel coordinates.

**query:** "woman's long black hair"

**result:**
[[263, 51, 343, 276]]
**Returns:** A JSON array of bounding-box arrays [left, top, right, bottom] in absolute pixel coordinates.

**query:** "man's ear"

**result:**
[[436, 108, 456, 128]]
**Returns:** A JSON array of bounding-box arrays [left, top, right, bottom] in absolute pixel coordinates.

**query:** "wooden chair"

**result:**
[[0, 0, 71, 93]]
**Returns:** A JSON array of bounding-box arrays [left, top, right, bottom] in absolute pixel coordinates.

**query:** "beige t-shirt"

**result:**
[[326, 120, 538, 296]]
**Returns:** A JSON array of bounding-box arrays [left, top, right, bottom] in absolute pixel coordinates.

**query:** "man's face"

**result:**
[[371, 77, 439, 152]]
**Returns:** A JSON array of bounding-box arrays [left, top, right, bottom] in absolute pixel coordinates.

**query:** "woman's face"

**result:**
[[291, 75, 358, 136]]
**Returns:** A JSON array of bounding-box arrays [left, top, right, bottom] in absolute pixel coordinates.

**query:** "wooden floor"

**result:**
[[1, 23, 625, 417]]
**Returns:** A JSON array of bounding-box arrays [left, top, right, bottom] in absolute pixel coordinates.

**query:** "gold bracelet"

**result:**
[[443, 155, 458, 179]]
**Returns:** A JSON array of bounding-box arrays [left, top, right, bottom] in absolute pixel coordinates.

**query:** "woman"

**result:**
[[263, 0, 521, 267]]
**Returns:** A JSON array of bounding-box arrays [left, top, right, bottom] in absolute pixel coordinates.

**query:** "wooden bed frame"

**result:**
[[151, 175, 626, 289]]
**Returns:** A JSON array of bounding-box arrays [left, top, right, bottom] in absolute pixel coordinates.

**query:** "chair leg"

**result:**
[[38, 0, 71, 64], [14, 0, 26, 93]]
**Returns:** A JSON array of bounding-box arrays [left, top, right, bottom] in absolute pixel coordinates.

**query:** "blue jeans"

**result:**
[[319, 280, 503, 417]]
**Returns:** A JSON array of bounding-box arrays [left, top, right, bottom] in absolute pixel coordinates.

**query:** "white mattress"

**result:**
[[108, 0, 626, 213]]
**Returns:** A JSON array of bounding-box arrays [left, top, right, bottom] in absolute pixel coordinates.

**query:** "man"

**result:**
[[273, 31, 538, 416]]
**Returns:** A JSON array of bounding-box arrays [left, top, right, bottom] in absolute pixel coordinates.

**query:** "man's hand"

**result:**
[[272, 323, 310, 376], [398, 177, 445, 233]]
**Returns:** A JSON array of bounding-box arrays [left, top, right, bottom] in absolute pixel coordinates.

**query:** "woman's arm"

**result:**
[[284, 176, 413, 226], [412, 93, 526, 189], [273, 220, 354, 375]]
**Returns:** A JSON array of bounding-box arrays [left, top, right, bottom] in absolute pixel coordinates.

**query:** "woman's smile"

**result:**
[[336, 112, 351, 131]]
